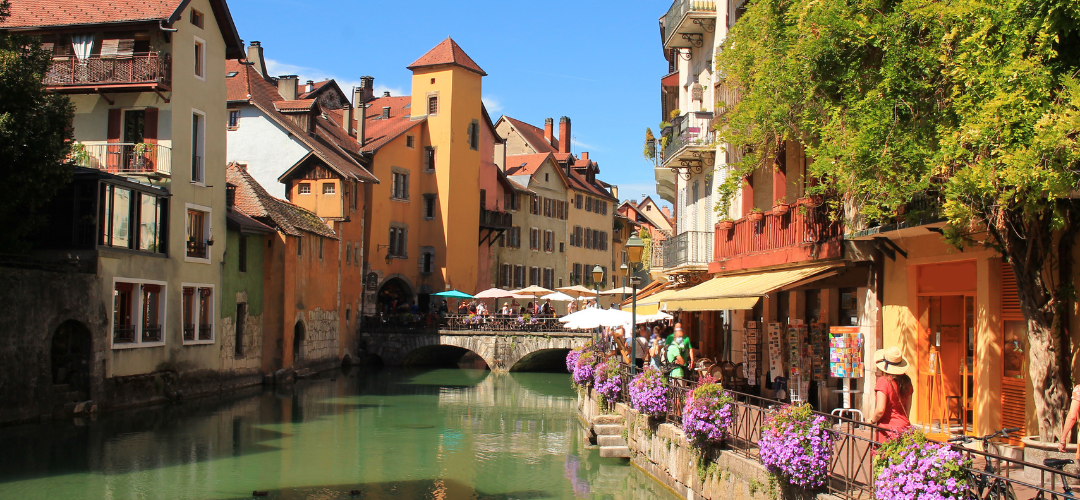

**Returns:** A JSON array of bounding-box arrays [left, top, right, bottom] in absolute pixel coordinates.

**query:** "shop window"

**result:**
[[839, 287, 858, 326]]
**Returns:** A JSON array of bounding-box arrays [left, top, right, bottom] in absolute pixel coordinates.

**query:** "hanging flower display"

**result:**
[[594, 356, 624, 403], [759, 403, 835, 489], [681, 382, 735, 446], [565, 347, 581, 373], [874, 429, 969, 500], [570, 342, 601, 389], [628, 367, 669, 417]]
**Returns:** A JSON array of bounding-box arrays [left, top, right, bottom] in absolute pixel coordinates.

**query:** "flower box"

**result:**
[[772, 203, 790, 215], [717, 220, 734, 231], [747, 211, 764, 223]]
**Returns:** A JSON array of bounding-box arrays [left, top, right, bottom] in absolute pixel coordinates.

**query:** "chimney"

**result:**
[[581, 151, 589, 161], [359, 76, 374, 103], [354, 87, 366, 146], [342, 92, 353, 135], [305, 80, 314, 93], [247, 41, 267, 79], [559, 116, 571, 154], [277, 75, 298, 100], [662, 206, 672, 219], [611, 185, 618, 199], [383, 91, 391, 97], [543, 118, 554, 148]]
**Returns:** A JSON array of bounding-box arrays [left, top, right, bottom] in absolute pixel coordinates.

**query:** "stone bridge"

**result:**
[[357, 329, 592, 371]]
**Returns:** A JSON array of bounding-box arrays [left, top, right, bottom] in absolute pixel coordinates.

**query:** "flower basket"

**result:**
[[874, 429, 969, 500], [717, 220, 734, 231], [747, 211, 764, 223], [797, 195, 822, 207], [772, 203, 790, 215], [759, 403, 835, 489], [569, 342, 602, 389], [629, 367, 669, 417], [594, 356, 623, 405], [681, 382, 735, 447]]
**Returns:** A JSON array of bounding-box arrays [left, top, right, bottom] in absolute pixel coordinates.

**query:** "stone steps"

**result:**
[[599, 446, 632, 458], [598, 434, 627, 447], [593, 423, 624, 436]]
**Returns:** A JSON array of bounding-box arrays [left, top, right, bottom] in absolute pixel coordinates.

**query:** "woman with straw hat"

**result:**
[[868, 346, 913, 440]]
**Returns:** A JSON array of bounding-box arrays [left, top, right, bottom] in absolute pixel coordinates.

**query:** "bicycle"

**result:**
[[1031, 458, 1075, 500], [948, 427, 1021, 500]]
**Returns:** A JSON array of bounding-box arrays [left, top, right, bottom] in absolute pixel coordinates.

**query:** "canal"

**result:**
[[0, 366, 681, 500]]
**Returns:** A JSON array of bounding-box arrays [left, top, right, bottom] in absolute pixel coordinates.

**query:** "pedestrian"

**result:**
[[567, 300, 578, 315], [1057, 382, 1080, 458], [526, 302, 533, 315], [666, 325, 690, 379], [633, 324, 650, 369], [501, 302, 510, 316], [541, 299, 553, 316], [867, 346, 912, 441], [666, 323, 695, 370], [457, 301, 468, 315], [649, 325, 663, 368]]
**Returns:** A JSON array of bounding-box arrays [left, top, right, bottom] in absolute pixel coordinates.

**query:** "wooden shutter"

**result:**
[[107, 109, 122, 143], [1000, 261, 1027, 444], [143, 107, 158, 144], [100, 39, 120, 59]]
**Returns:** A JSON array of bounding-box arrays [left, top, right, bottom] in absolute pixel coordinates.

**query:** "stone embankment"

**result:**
[[577, 388, 833, 500]]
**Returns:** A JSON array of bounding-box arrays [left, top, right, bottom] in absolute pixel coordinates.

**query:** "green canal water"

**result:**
[[0, 367, 681, 500]]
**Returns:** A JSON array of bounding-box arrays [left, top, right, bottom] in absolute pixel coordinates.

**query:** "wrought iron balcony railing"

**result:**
[[661, 0, 717, 49], [655, 231, 713, 271], [662, 112, 715, 167], [45, 52, 171, 90], [69, 142, 172, 177], [480, 208, 513, 230]]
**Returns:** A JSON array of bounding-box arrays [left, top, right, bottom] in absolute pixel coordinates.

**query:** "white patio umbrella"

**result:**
[[540, 292, 576, 302], [511, 285, 554, 297], [600, 286, 636, 295], [559, 308, 632, 329], [636, 311, 673, 324], [557, 285, 598, 299], [474, 287, 515, 299]]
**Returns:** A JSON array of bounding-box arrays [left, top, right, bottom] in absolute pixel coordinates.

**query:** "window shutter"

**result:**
[[107, 109, 122, 143], [143, 107, 158, 144], [100, 39, 120, 59]]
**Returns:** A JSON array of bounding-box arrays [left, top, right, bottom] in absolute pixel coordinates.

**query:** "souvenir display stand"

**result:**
[[829, 326, 864, 421]]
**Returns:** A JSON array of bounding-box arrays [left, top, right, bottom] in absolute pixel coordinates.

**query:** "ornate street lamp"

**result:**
[[624, 234, 645, 374]]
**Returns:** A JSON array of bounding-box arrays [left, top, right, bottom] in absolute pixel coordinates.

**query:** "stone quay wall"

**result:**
[[578, 388, 835, 500]]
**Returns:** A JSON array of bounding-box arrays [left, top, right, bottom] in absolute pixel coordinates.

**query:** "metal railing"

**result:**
[[183, 324, 195, 341], [716, 82, 742, 117], [662, 0, 717, 47], [186, 240, 208, 259], [361, 314, 594, 335], [113, 325, 136, 344], [480, 207, 513, 230], [198, 324, 212, 341], [45, 52, 171, 88], [715, 200, 842, 261], [602, 364, 1080, 500], [657, 230, 713, 269], [69, 142, 172, 177], [141, 325, 162, 342], [662, 112, 715, 164]]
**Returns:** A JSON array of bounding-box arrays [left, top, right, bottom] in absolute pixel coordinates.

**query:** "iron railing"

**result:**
[[113, 325, 135, 344], [45, 52, 171, 88], [198, 324, 212, 341], [716, 82, 742, 117], [69, 142, 172, 177], [603, 364, 1078, 500], [657, 230, 713, 269], [479, 208, 513, 230], [361, 314, 593, 335], [662, 112, 715, 164], [186, 240, 208, 259], [141, 325, 162, 342], [183, 324, 195, 341], [662, 0, 717, 47]]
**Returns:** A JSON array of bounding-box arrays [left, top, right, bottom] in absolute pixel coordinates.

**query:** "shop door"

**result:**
[[919, 295, 976, 433]]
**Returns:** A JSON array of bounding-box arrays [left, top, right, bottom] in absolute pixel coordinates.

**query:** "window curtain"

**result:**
[[71, 33, 94, 60]]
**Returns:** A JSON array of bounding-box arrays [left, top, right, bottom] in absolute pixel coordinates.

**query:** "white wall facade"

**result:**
[[225, 105, 310, 198]]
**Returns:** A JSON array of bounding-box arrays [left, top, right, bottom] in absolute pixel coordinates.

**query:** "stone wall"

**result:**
[[578, 389, 833, 500], [219, 311, 264, 373], [302, 308, 339, 367]]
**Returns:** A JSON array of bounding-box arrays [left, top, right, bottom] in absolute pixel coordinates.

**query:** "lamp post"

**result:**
[[592, 264, 604, 342], [624, 234, 645, 374]]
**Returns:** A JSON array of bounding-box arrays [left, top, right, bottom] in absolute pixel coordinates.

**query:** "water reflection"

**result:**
[[0, 368, 680, 500]]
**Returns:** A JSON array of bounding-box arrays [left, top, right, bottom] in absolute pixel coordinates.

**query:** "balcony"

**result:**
[[662, 111, 715, 171], [716, 82, 742, 117], [69, 142, 172, 178], [45, 52, 171, 93], [712, 201, 844, 273], [480, 207, 513, 231], [661, 0, 717, 49], [654, 231, 713, 273]]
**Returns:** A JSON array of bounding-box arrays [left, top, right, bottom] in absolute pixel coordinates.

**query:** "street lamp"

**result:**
[[592, 264, 604, 342], [624, 234, 645, 374]]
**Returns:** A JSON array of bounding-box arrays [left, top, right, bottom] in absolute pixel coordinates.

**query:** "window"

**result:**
[[544, 198, 551, 217], [559, 242, 565, 253], [235, 303, 246, 357], [529, 227, 540, 251], [529, 266, 540, 287], [584, 228, 592, 249], [576, 194, 583, 209], [508, 226, 521, 248], [425, 147, 436, 172], [346, 244, 352, 266], [428, 96, 438, 115], [544, 230, 554, 252], [420, 249, 435, 275], [99, 184, 167, 253], [391, 171, 409, 200], [468, 120, 479, 150], [530, 195, 539, 215], [186, 206, 210, 260], [298, 183, 311, 194], [480, 189, 487, 209], [322, 183, 335, 195], [182, 285, 215, 343], [514, 265, 526, 289], [573, 263, 582, 285], [389, 226, 407, 257], [318, 237, 323, 259], [238, 235, 247, 272], [586, 197, 592, 212], [543, 268, 555, 290], [194, 37, 205, 80], [501, 264, 512, 288], [423, 194, 437, 220], [354, 243, 359, 266], [227, 109, 240, 130], [189, 8, 204, 28], [297, 236, 302, 256], [112, 280, 167, 347], [406, 135, 415, 148]]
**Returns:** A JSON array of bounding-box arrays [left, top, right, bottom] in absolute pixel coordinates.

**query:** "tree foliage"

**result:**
[[0, 0, 75, 250], [716, 0, 1080, 439]]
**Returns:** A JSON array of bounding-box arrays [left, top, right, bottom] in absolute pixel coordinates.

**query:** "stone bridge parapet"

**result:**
[[358, 329, 591, 371]]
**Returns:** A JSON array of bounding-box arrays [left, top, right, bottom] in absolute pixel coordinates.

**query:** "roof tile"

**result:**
[[407, 37, 487, 76], [227, 163, 337, 239]]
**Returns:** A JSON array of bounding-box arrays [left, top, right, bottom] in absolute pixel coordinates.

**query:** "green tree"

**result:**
[[716, 0, 1080, 439], [0, 0, 75, 250]]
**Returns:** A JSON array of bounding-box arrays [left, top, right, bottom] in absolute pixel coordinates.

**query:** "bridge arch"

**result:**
[[401, 344, 489, 369], [358, 331, 590, 372], [509, 348, 573, 372]]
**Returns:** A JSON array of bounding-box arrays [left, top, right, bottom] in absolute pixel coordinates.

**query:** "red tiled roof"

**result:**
[[274, 100, 316, 112], [347, 96, 425, 154], [501, 116, 558, 154], [298, 80, 331, 99], [407, 37, 487, 76], [226, 208, 276, 235], [0, 0, 244, 59], [227, 163, 337, 239], [226, 60, 282, 104], [505, 153, 555, 177]]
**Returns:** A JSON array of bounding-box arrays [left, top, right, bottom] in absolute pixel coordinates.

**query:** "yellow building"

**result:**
[[498, 153, 570, 297]]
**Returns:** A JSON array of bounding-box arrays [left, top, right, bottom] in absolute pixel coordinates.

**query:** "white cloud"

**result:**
[[571, 138, 601, 152], [481, 95, 503, 113], [263, 58, 404, 98]]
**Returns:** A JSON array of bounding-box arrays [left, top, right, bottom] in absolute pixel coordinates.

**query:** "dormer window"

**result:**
[[381, 107, 390, 119]]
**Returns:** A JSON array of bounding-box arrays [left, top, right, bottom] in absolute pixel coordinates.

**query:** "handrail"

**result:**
[[69, 142, 172, 177], [662, 0, 717, 48], [45, 52, 171, 87]]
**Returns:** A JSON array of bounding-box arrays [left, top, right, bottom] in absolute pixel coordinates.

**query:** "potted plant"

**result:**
[[717, 218, 735, 231], [593, 356, 624, 407], [681, 381, 736, 447], [874, 429, 969, 500], [746, 208, 765, 223], [629, 367, 670, 418], [68, 142, 90, 166], [131, 142, 153, 170], [759, 403, 835, 489], [797, 193, 823, 207], [772, 196, 790, 215], [570, 342, 602, 389]]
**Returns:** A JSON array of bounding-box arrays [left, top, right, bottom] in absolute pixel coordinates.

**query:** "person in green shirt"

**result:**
[[665, 323, 694, 371], [666, 324, 691, 379]]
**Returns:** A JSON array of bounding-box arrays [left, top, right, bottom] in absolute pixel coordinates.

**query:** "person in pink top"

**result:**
[[1056, 385, 1080, 458], [868, 346, 913, 441]]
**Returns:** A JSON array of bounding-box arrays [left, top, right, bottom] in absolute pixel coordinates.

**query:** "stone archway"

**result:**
[[510, 348, 573, 372], [377, 275, 415, 316], [293, 320, 305, 365], [51, 320, 92, 395]]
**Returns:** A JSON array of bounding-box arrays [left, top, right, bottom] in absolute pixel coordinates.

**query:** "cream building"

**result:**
[[498, 153, 570, 297]]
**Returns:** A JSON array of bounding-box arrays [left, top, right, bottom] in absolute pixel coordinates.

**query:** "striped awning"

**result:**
[[662, 264, 843, 311]]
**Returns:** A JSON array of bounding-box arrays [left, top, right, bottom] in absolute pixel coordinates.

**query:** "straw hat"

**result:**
[[874, 346, 909, 375]]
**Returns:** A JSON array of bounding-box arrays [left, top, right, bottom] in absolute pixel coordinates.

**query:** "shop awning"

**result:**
[[623, 303, 660, 316], [662, 264, 843, 311], [621, 288, 681, 314]]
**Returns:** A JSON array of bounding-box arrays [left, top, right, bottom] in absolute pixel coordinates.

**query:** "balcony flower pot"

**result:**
[[797, 195, 822, 207], [747, 211, 764, 223], [772, 203, 790, 216], [717, 220, 734, 231]]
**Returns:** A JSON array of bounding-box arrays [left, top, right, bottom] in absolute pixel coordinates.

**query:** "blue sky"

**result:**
[[228, 0, 669, 207]]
